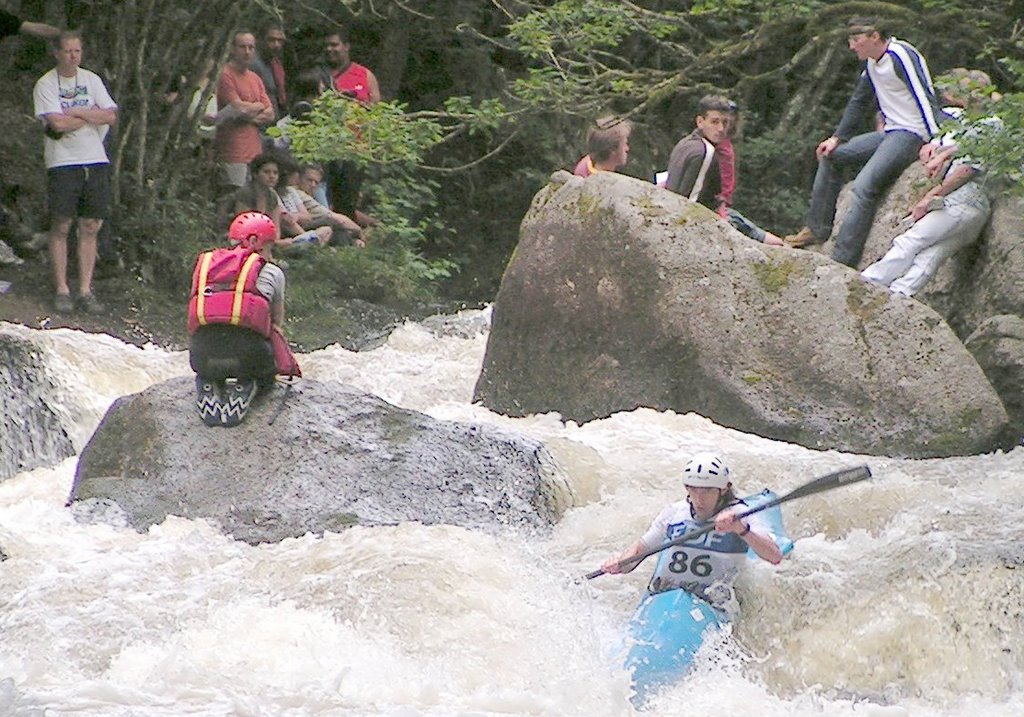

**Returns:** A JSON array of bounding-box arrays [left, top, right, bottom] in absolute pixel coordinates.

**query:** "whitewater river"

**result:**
[[1, 311, 1022, 717]]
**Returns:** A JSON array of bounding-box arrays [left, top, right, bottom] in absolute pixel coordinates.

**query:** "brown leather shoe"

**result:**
[[782, 227, 818, 248]]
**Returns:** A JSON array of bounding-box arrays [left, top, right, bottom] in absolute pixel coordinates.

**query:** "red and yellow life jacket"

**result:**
[[187, 247, 272, 338]]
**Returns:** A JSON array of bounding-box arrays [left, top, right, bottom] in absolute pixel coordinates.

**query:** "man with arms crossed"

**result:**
[[215, 31, 274, 190], [33, 30, 117, 314], [784, 17, 942, 267], [251, 20, 288, 122]]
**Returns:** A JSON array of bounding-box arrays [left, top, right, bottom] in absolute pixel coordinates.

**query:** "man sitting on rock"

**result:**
[[861, 69, 999, 296], [573, 115, 631, 177], [664, 95, 778, 244], [783, 17, 942, 266]]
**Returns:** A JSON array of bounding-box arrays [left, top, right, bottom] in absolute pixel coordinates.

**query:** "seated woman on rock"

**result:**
[[573, 115, 632, 177], [187, 211, 300, 427]]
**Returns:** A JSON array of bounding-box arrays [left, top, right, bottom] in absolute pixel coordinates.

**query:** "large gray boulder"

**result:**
[[953, 195, 1024, 338], [69, 377, 574, 544], [0, 324, 76, 482], [965, 315, 1024, 431], [474, 171, 1008, 458]]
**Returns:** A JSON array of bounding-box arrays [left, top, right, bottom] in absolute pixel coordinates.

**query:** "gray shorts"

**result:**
[[219, 162, 249, 188]]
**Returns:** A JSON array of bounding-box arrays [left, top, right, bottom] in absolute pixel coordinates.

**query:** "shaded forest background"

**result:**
[[1, 0, 1022, 345]]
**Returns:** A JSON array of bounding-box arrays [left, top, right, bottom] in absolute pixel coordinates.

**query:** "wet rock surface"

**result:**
[[70, 376, 575, 544]]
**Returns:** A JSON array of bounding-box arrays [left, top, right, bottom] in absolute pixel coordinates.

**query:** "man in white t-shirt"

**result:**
[[784, 17, 943, 267], [33, 30, 118, 314]]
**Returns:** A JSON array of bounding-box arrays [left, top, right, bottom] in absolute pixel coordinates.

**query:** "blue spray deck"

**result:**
[[624, 490, 794, 705]]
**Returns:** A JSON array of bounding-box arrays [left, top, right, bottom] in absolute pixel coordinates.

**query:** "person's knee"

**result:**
[[850, 174, 884, 203], [78, 218, 103, 240], [889, 230, 922, 253], [49, 218, 73, 240]]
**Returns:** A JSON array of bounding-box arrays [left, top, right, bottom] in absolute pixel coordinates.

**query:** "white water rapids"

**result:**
[[1, 311, 1022, 717]]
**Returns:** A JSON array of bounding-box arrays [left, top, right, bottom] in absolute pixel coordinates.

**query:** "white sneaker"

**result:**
[[0, 240, 23, 265]]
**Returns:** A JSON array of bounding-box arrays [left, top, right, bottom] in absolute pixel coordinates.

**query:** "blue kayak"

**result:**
[[624, 490, 794, 705]]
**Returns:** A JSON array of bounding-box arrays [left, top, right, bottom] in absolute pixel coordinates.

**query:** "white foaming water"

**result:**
[[1, 314, 1022, 717]]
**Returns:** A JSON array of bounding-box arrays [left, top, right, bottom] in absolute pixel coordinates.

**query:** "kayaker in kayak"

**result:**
[[601, 452, 783, 603]]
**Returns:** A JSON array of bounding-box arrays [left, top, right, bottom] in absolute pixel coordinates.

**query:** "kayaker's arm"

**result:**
[[601, 540, 648, 574], [715, 508, 783, 565]]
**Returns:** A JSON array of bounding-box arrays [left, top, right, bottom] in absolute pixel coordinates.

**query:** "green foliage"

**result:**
[[953, 64, 1024, 188], [273, 92, 499, 305], [508, 0, 643, 58], [116, 193, 219, 295], [277, 96, 443, 167], [285, 240, 456, 310]]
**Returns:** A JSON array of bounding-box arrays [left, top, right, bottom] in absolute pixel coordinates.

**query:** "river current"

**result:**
[[1, 312, 1022, 717]]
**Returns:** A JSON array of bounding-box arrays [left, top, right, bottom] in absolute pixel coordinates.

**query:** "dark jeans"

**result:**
[[806, 130, 923, 266], [726, 207, 767, 243], [326, 160, 364, 218]]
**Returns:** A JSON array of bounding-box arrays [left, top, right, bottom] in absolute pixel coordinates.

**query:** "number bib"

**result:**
[[647, 525, 748, 594], [640, 502, 754, 595]]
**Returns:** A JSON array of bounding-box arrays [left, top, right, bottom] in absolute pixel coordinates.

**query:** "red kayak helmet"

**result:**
[[228, 211, 277, 250]]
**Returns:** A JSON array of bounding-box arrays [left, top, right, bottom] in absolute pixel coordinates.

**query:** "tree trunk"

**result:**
[[373, 4, 412, 100]]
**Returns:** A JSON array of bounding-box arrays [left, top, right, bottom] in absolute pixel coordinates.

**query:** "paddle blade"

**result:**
[[782, 464, 871, 502]]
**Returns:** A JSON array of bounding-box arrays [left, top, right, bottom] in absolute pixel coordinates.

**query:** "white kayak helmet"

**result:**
[[682, 452, 731, 489]]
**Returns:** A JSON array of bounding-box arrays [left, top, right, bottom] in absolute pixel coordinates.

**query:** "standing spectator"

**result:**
[[320, 29, 379, 225], [0, 7, 59, 265], [0, 6, 59, 41], [322, 29, 380, 104], [214, 31, 274, 190], [783, 17, 942, 266], [272, 68, 326, 154], [251, 20, 288, 123], [33, 30, 118, 314], [573, 115, 631, 177]]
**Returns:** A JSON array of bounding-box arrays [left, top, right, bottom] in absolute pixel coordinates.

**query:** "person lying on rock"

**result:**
[[601, 452, 782, 608], [860, 69, 999, 296], [187, 211, 301, 427], [663, 95, 780, 245], [573, 115, 632, 177]]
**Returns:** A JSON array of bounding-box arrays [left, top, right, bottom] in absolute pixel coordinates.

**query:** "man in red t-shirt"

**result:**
[[214, 31, 274, 189], [323, 30, 380, 105], [319, 29, 380, 226]]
